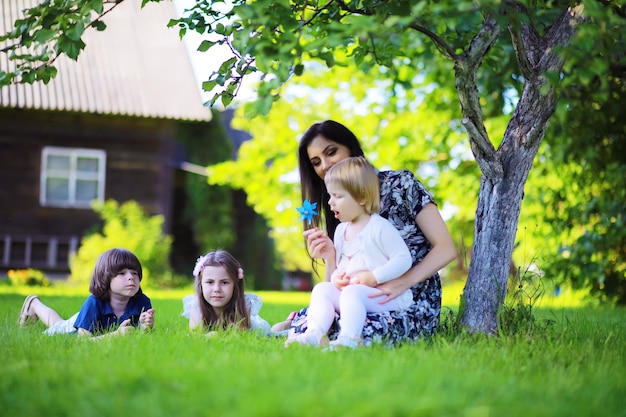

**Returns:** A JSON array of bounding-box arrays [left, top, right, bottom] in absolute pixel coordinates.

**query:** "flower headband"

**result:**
[[193, 254, 244, 280]]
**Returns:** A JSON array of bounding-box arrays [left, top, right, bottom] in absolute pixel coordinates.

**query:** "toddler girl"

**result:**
[[286, 156, 413, 348]]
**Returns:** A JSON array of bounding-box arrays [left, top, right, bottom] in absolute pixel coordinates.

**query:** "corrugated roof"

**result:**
[[0, 0, 211, 121]]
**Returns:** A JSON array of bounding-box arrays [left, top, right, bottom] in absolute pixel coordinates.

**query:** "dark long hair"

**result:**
[[89, 248, 143, 300], [194, 250, 249, 330], [298, 120, 365, 240]]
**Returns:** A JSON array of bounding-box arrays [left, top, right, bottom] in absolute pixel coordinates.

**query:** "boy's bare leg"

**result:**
[[19, 296, 64, 328]]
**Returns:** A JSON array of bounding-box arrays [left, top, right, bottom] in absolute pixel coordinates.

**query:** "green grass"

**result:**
[[1, 282, 625, 417]]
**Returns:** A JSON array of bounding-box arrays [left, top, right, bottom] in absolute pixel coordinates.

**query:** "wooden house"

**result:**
[[0, 0, 213, 274]]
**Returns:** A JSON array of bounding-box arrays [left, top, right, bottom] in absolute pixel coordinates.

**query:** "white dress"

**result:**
[[332, 215, 414, 310], [181, 293, 272, 335]]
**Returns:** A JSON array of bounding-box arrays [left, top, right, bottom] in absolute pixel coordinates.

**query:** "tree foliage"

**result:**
[[0, 0, 116, 85], [521, 63, 626, 304], [207, 63, 479, 273]]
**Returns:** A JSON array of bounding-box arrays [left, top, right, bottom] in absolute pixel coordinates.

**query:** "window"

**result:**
[[40, 147, 106, 208]]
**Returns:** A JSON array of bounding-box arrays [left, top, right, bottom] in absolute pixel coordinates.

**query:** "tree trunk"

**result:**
[[459, 62, 554, 334], [459, 78, 553, 334], [456, 4, 585, 334], [460, 140, 539, 334]]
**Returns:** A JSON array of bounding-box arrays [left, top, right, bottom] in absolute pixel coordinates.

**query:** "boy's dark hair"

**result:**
[[89, 248, 143, 299]]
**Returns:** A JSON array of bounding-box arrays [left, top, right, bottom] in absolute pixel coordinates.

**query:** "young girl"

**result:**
[[18, 248, 154, 337], [287, 156, 413, 348], [182, 249, 272, 335]]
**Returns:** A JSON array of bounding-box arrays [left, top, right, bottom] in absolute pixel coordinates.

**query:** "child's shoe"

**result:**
[[285, 329, 327, 347], [18, 295, 39, 326], [326, 335, 361, 350]]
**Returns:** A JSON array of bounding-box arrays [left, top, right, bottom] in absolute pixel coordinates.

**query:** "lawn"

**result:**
[[1, 281, 624, 417]]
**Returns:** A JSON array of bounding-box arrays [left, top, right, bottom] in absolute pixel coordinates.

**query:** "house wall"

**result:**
[[0, 108, 178, 272]]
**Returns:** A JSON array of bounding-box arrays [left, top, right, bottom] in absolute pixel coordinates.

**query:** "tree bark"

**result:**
[[461, 131, 541, 334], [458, 4, 585, 334]]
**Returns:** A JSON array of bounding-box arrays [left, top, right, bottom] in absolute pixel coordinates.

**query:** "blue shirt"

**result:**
[[73, 294, 152, 334]]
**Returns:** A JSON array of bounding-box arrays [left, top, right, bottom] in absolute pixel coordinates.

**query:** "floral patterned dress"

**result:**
[[288, 169, 442, 346]]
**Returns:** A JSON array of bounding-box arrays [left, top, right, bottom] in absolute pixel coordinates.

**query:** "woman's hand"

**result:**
[[139, 308, 155, 330], [369, 278, 409, 304], [368, 203, 456, 305], [303, 227, 335, 260]]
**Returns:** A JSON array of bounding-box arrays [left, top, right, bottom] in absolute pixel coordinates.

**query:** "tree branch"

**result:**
[[461, 13, 502, 71], [455, 13, 504, 179], [462, 117, 503, 179], [333, 0, 457, 60], [14, 0, 128, 79], [302, 0, 335, 26], [522, 4, 585, 148], [506, 2, 536, 81], [541, 4, 585, 71], [407, 22, 458, 60]]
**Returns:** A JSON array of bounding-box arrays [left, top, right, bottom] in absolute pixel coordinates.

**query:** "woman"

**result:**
[[288, 120, 456, 346]]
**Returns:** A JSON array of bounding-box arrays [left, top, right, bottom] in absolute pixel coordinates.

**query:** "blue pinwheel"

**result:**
[[296, 199, 318, 226]]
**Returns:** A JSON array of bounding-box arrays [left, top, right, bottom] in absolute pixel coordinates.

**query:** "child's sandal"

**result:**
[[18, 295, 39, 327]]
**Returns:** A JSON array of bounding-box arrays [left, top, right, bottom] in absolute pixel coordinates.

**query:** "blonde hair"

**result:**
[[324, 156, 380, 214]]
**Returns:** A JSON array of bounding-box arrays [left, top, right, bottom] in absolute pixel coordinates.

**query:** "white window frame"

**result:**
[[40, 147, 106, 208]]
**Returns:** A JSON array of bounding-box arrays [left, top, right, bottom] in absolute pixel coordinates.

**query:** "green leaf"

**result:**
[[36, 65, 57, 84], [0, 70, 15, 87], [198, 40, 214, 52], [202, 80, 218, 92], [91, 21, 107, 31], [319, 51, 335, 67], [221, 92, 234, 106], [56, 36, 85, 60], [66, 23, 85, 41], [234, 4, 254, 20], [214, 74, 226, 86], [21, 70, 35, 83], [88, 0, 104, 14], [33, 29, 56, 43], [256, 93, 274, 116], [218, 57, 237, 74], [41, 11, 60, 28]]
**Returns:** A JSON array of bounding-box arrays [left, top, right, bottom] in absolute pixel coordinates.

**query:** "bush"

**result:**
[[7, 269, 50, 287], [70, 200, 173, 288]]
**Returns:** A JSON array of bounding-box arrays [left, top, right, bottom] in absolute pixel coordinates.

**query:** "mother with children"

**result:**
[[17, 120, 456, 349]]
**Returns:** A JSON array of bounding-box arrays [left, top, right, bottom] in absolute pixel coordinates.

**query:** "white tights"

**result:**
[[307, 282, 407, 340]]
